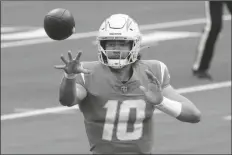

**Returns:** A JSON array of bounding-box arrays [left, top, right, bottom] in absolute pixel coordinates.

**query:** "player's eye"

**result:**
[[106, 43, 115, 47], [120, 42, 126, 46]]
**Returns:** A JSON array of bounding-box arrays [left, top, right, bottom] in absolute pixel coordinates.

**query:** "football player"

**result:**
[[55, 14, 201, 154]]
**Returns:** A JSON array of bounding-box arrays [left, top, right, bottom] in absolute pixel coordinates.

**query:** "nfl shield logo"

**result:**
[[121, 86, 127, 93]]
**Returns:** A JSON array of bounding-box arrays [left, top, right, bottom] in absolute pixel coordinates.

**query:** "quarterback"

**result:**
[[55, 14, 201, 154]]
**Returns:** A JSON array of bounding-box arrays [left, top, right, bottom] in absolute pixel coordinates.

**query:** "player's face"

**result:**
[[105, 40, 132, 59]]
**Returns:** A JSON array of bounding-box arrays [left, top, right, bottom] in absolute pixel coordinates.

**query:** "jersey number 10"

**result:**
[[102, 99, 146, 141]]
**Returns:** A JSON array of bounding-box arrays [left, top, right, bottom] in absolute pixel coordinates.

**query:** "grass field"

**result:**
[[1, 1, 231, 154]]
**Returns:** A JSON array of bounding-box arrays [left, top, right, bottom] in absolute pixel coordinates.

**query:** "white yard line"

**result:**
[[139, 14, 231, 30], [1, 14, 231, 49], [1, 27, 22, 33], [223, 115, 231, 121], [1, 26, 38, 33], [1, 81, 231, 121]]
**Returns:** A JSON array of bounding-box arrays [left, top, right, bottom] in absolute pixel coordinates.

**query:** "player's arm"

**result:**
[[59, 73, 87, 107], [156, 61, 201, 123], [55, 50, 90, 107], [162, 85, 201, 123]]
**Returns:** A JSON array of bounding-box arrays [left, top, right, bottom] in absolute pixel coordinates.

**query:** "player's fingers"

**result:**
[[54, 65, 66, 69], [145, 70, 156, 82], [68, 50, 73, 61], [152, 75, 161, 88], [60, 55, 68, 64], [145, 70, 161, 90], [139, 85, 147, 94], [75, 50, 82, 61]]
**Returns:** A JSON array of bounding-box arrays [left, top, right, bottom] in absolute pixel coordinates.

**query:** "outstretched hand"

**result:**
[[139, 70, 163, 105], [54, 50, 90, 74]]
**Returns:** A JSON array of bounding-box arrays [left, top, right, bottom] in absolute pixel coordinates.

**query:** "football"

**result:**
[[44, 8, 75, 40]]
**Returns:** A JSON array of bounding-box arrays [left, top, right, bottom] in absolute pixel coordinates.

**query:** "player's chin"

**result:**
[[109, 64, 125, 70], [109, 66, 124, 70]]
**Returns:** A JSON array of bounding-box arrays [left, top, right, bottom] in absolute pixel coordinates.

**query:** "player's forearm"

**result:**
[[160, 85, 201, 123], [176, 98, 201, 123], [155, 96, 201, 123], [59, 77, 80, 107]]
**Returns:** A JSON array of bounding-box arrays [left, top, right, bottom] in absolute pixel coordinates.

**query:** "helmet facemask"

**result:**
[[98, 39, 140, 69]]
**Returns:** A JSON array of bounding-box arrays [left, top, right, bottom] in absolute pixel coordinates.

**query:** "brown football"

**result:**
[[44, 8, 75, 40]]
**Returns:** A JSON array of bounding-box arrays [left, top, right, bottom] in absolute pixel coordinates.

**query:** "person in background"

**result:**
[[192, 1, 232, 79]]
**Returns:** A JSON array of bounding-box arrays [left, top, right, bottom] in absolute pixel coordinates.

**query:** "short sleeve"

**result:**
[[75, 62, 86, 87], [159, 61, 171, 89], [76, 73, 86, 87]]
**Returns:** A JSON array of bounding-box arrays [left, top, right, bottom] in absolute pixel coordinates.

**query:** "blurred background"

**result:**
[[1, 1, 231, 154]]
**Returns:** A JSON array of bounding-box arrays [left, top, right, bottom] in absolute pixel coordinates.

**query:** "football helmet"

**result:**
[[97, 14, 141, 69]]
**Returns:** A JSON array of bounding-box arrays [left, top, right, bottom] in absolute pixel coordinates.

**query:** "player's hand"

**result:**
[[139, 70, 163, 105], [54, 50, 90, 74]]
